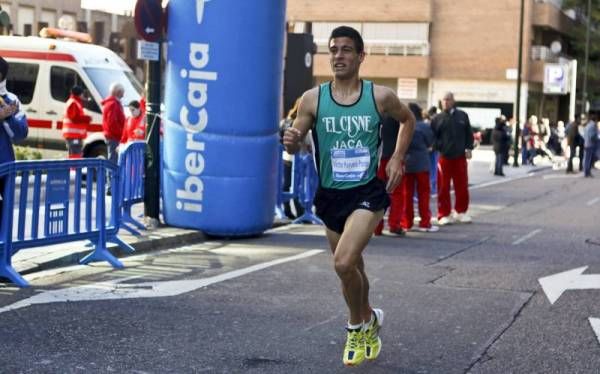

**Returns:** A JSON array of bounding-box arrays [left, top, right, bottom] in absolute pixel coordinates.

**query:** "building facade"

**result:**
[[287, 0, 577, 127]]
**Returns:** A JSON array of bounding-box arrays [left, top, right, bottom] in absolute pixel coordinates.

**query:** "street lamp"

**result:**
[[513, 0, 525, 167]]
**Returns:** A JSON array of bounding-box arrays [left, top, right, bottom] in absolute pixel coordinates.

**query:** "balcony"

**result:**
[[287, 0, 432, 22], [314, 39, 430, 57], [533, 1, 576, 34], [313, 54, 431, 79]]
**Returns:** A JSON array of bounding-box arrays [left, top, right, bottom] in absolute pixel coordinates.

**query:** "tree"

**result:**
[[562, 0, 600, 105]]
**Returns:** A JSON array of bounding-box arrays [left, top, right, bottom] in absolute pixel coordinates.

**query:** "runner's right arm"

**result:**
[[283, 88, 317, 155]]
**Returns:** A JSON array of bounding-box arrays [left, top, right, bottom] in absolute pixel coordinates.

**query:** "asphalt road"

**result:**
[[1, 167, 599, 373]]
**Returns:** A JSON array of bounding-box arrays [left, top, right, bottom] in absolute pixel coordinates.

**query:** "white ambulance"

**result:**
[[0, 34, 143, 157]]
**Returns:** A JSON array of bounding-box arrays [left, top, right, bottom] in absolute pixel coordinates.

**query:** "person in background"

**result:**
[[121, 98, 146, 144], [426, 106, 439, 192], [373, 115, 405, 236], [565, 115, 584, 173], [492, 116, 510, 176], [279, 98, 305, 220], [62, 85, 91, 159], [0, 56, 28, 224], [102, 82, 125, 164], [400, 103, 438, 232], [583, 112, 598, 178], [431, 92, 474, 225]]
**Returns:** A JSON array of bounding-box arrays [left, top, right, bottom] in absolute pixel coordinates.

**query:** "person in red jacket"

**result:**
[[62, 86, 91, 159], [121, 98, 146, 143], [102, 82, 125, 164]]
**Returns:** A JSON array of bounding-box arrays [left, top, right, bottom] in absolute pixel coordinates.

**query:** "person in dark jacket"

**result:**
[[583, 113, 598, 177], [565, 116, 584, 173], [0, 56, 29, 225], [431, 92, 474, 225], [400, 103, 438, 232], [492, 116, 510, 176]]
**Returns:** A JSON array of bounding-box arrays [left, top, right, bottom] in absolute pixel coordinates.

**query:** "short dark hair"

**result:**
[[128, 100, 140, 109], [329, 26, 364, 53], [408, 103, 423, 121]]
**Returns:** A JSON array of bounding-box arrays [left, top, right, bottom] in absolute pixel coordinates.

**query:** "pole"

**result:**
[[513, 0, 525, 167], [144, 44, 161, 222], [581, 0, 592, 115], [569, 59, 578, 122]]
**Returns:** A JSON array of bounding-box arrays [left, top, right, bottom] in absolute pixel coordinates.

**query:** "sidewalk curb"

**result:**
[[18, 229, 207, 276]]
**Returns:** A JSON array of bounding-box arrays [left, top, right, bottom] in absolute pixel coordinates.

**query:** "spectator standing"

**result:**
[[121, 98, 146, 143], [426, 106, 439, 192], [62, 85, 91, 159], [583, 113, 598, 178], [400, 103, 437, 232], [431, 92, 474, 225], [374, 115, 405, 236], [279, 99, 305, 220], [102, 82, 125, 164], [492, 116, 510, 176], [565, 116, 583, 173], [0, 56, 28, 224]]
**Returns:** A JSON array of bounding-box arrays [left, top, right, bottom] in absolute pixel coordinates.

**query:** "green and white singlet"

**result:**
[[312, 80, 383, 189]]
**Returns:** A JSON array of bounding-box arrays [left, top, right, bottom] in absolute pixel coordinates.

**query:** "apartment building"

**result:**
[[287, 0, 576, 126]]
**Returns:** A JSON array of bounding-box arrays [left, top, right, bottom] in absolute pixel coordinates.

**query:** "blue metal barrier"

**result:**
[[291, 153, 323, 225], [118, 141, 146, 235], [275, 145, 295, 219], [0, 159, 134, 287]]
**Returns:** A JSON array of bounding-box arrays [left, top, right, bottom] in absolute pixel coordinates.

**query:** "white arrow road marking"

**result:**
[[0, 249, 323, 314], [539, 266, 600, 304], [512, 229, 542, 245], [586, 197, 600, 206], [590, 318, 600, 344]]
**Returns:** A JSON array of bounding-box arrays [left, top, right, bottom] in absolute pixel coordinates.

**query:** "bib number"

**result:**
[[331, 147, 370, 182]]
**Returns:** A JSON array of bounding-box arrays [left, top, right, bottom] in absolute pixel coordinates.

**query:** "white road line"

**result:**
[[543, 175, 581, 180], [586, 197, 600, 206], [512, 229, 542, 246], [0, 249, 324, 314], [470, 172, 535, 191]]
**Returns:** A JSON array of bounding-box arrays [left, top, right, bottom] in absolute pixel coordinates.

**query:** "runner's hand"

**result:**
[[283, 127, 302, 152], [465, 149, 472, 159], [385, 155, 405, 192]]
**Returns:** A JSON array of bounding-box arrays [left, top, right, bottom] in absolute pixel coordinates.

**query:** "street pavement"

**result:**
[[2, 147, 599, 373]]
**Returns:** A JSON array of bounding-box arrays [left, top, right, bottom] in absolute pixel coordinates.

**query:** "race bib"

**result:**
[[331, 147, 370, 182]]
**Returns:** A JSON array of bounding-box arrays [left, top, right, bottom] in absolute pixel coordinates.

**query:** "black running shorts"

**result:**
[[314, 178, 390, 234]]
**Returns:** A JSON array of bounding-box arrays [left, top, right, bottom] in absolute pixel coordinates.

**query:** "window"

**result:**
[[6, 62, 39, 104], [312, 22, 430, 56], [83, 67, 142, 107], [50, 66, 101, 113]]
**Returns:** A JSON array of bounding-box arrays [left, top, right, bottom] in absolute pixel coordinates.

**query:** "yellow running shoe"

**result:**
[[364, 308, 384, 360], [342, 327, 366, 366]]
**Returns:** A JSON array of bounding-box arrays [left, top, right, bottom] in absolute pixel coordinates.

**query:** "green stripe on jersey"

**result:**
[[313, 80, 382, 189]]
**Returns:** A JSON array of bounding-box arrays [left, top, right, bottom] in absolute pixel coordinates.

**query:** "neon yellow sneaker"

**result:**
[[364, 308, 384, 360], [342, 327, 366, 366]]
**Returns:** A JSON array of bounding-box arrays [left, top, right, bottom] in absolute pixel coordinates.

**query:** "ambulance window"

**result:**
[[50, 66, 101, 113], [5, 62, 39, 105]]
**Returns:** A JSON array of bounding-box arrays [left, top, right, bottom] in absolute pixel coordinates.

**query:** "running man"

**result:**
[[283, 26, 415, 366]]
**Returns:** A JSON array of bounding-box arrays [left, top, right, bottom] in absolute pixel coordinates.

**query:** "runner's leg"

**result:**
[[333, 209, 384, 324]]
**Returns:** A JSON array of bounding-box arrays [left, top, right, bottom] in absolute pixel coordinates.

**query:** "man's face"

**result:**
[[328, 37, 364, 80], [442, 95, 455, 111]]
